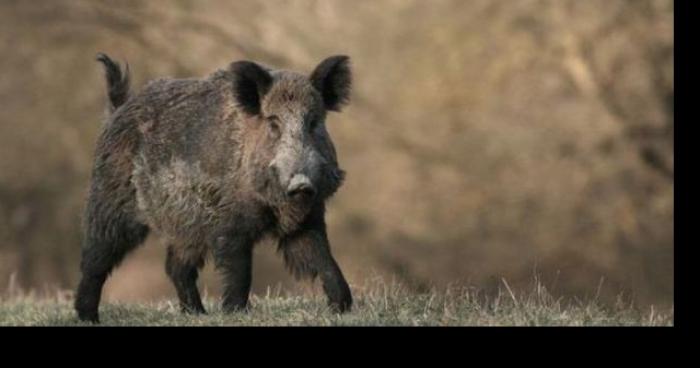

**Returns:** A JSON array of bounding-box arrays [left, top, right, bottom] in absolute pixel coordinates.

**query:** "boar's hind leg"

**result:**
[[213, 234, 254, 313], [165, 245, 206, 314], [75, 206, 149, 323], [280, 213, 352, 313]]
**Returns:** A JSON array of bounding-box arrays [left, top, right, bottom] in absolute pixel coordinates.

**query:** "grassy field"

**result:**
[[0, 280, 672, 326]]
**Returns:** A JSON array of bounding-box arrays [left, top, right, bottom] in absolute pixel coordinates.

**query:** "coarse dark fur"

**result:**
[[95, 53, 131, 113], [75, 53, 353, 323]]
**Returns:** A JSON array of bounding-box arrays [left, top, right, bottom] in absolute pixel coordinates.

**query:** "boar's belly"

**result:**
[[132, 158, 232, 238]]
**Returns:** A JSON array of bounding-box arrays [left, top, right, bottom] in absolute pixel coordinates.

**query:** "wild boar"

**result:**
[[75, 53, 353, 322]]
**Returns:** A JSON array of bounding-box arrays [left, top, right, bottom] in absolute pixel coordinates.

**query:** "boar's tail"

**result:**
[[96, 52, 131, 113]]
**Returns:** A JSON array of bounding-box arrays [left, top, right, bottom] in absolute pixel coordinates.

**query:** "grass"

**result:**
[[0, 279, 673, 326]]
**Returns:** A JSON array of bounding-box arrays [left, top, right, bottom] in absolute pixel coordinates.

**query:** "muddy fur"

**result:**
[[75, 53, 353, 322]]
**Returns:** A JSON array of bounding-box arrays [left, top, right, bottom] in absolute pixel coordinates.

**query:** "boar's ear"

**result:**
[[310, 55, 352, 112], [230, 61, 273, 116]]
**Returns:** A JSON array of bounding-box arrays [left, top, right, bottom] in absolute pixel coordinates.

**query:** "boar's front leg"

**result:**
[[213, 233, 254, 313], [165, 244, 206, 314], [280, 208, 352, 313]]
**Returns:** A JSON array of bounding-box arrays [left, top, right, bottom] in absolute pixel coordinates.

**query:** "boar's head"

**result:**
[[230, 56, 351, 216]]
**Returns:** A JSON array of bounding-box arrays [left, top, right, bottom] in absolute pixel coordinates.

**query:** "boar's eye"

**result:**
[[267, 115, 281, 139]]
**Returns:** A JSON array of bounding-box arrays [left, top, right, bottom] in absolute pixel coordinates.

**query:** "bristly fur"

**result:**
[[96, 52, 131, 113], [75, 53, 354, 323]]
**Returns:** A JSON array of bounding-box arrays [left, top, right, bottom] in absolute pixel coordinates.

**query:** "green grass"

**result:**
[[0, 280, 672, 326]]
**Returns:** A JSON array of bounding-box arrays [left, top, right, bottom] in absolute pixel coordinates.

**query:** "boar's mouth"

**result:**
[[256, 165, 344, 234], [257, 163, 344, 208]]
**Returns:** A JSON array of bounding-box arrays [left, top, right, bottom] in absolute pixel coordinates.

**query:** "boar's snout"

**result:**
[[286, 174, 316, 199]]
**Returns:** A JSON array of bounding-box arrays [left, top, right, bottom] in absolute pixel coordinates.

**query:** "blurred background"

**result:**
[[0, 0, 673, 308]]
